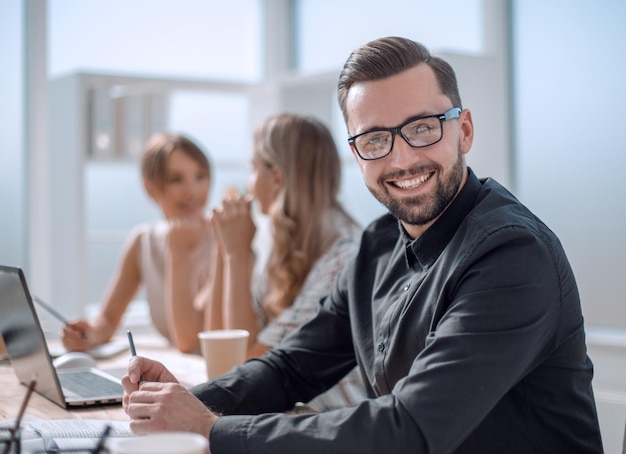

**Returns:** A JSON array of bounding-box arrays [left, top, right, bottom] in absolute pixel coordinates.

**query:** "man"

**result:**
[[122, 37, 603, 453]]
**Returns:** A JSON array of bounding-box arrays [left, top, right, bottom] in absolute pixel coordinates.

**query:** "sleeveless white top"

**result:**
[[133, 220, 213, 342]]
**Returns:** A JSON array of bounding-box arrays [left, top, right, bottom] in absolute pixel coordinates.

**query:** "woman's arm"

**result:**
[[222, 249, 261, 353], [211, 196, 265, 356], [202, 235, 224, 331], [165, 218, 209, 353], [62, 231, 143, 351]]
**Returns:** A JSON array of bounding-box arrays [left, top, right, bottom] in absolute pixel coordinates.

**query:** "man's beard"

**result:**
[[366, 149, 465, 227]]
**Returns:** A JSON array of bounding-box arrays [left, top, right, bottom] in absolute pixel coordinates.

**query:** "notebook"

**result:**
[[0, 265, 124, 408]]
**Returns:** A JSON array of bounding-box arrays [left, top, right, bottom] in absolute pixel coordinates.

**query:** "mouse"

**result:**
[[52, 351, 97, 370]]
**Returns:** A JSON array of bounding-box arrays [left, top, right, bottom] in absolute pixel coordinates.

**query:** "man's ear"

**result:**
[[459, 109, 474, 156]]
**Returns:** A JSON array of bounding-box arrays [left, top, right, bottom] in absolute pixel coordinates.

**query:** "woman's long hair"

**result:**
[[254, 113, 353, 319]]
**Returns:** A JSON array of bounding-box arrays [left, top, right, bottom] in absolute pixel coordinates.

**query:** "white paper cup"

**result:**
[[111, 432, 208, 454], [197, 329, 249, 379]]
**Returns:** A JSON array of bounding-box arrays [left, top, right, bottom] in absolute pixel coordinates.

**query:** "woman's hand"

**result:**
[[211, 193, 256, 260], [167, 217, 210, 255], [60, 320, 96, 352]]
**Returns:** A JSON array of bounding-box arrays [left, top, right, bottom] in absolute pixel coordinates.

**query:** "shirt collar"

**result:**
[[401, 167, 481, 271]]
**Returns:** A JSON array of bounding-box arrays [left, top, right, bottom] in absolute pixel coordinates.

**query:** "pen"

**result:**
[[126, 329, 143, 383], [14, 379, 36, 432], [32, 295, 86, 339], [32, 295, 70, 325], [126, 329, 137, 356], [92, 424, 111, 454]]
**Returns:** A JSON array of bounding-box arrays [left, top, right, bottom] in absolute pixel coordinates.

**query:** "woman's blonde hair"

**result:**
[[254, 113, 354, 318]]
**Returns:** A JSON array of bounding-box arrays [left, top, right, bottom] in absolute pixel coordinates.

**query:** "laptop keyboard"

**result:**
[[58, 371, 123, 397]]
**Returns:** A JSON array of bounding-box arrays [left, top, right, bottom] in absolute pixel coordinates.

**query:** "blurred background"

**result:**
[[1, 0, 625, 450]]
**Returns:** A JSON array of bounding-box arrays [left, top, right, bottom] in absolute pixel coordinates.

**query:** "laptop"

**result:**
[[0, 265, 124, 408]]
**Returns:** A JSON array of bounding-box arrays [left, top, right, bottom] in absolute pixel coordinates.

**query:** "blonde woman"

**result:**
[[61, 132, 217, 354], [210, 113, 366, 411]]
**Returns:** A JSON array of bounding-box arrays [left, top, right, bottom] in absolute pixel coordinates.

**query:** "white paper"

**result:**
[[27, 418, 132, 439], [23, 418, 133, 453]]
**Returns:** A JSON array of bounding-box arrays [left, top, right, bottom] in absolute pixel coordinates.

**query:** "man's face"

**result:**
[[345, 63, 474, 239]]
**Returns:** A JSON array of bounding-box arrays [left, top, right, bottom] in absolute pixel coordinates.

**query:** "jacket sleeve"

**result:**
[[190, 267, 359, 415]]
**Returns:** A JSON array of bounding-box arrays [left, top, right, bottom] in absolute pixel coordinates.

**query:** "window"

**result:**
[[293, 0, 484, 73], [49, 0, 262, 80]]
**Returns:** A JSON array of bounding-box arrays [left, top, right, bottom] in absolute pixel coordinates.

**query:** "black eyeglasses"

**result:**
[[348, 107, 461, 161]]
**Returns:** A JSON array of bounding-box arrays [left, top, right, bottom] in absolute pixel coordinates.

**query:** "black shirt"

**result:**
[[193, 168, 603, 454]]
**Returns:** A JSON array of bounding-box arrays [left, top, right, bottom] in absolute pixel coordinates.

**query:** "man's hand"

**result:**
[[122, 356, 178, 409], [125, 381, 218, 436], [122, 356, 219, 437]]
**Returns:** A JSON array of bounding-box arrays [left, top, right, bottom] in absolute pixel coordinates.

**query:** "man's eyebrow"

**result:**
[[358, 110, 438, 133]]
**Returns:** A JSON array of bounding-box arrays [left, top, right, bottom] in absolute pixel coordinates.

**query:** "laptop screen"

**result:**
[[0, 265, 67, 407]]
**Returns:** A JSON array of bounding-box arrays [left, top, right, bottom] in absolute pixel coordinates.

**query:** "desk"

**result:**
[[0, 333, 207, 421]]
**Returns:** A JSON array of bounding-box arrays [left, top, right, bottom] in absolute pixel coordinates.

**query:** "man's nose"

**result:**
[[387, 132, 419, 166]]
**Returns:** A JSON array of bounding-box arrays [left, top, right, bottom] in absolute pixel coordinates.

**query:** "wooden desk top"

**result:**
[[0, 332, 207, 422]]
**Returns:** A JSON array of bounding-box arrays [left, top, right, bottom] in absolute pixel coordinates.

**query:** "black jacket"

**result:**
[[192, 168, 603, 454]]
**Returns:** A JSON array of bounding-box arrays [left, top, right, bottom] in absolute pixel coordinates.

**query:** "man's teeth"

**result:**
[[394, 173, 431, 189]]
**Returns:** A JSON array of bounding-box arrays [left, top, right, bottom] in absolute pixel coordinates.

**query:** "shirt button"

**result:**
[[404, 284, 410, 291], [377, 343, 385, 352]]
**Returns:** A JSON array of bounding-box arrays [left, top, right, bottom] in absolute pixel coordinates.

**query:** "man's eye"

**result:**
[[408, 123, 434, 136], [364, 133, 390, 146]]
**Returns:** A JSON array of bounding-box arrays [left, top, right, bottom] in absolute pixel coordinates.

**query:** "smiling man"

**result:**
[[122, 37, 603, 453]]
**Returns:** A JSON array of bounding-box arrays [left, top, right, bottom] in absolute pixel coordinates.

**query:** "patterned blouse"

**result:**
[[254, 210, 367, 411]]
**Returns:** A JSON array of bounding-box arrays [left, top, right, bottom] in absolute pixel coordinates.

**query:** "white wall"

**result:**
[[513, 2, 626, 452], [514, 0, 626, 328]]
